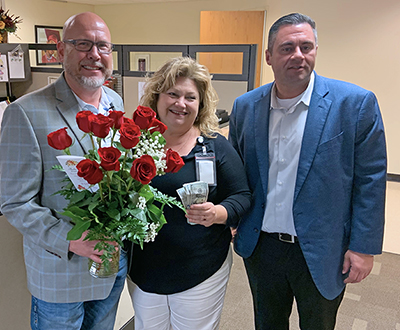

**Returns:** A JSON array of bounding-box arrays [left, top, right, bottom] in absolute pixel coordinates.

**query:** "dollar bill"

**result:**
[[176, 187, 191, 209], [184, 181, 208, 205], [177, 181, 209, 225]]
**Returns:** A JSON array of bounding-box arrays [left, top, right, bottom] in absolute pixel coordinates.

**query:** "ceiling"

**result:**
[[48, 0, 201, 5]]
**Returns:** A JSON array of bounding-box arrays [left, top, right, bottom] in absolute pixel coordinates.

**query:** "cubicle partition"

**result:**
[[19, 43, 258, 118]]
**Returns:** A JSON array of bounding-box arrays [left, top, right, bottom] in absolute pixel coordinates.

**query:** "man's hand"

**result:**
[[342, 250, 374, 284], [68, 230, 118, 263]]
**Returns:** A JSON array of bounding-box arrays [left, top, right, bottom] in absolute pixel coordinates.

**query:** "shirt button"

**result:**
[[278, 181, 283, 185]]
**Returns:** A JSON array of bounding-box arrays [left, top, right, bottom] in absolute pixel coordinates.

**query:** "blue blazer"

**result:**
[[229, 72, 387, 300]]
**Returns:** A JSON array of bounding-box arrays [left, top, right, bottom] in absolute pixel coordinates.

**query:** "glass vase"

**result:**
[[88, 248, 120, 278]]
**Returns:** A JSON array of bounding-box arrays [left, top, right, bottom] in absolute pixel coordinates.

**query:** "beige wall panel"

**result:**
[[200, 11, 265, 88], [0, 215, 30, 329], [12, 72, 61, 98], [212, 80, 248, 114], [383, 182, 400, 254], [123, 76, 147, 118]]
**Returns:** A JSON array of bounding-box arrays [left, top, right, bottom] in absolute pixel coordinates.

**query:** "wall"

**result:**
[[95, 0, 267, 44], [5, 0, 94, 43], [0, 215, 30, 329]]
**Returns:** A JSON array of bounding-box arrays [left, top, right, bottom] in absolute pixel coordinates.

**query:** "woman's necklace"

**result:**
[[166, 129, 199, 156]]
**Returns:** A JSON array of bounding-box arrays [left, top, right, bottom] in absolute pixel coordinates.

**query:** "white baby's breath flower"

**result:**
[[144, 222, 160, 243], [136, 196, 147, 210]]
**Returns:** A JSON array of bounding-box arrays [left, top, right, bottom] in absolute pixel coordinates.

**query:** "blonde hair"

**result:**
[[140, 57, 220, 137]]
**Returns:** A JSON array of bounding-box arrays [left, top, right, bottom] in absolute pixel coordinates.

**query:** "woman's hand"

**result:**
[[230, 227, 237, 242], [185, 202, 227, 227]]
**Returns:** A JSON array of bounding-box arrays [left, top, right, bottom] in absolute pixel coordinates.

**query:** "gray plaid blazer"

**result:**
[[0, 74, 124, 303]]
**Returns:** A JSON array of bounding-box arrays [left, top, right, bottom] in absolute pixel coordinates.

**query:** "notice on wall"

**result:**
[[0, 54, 9, 82], [138, 81, 145, 102], [8, 47, 25, 79]]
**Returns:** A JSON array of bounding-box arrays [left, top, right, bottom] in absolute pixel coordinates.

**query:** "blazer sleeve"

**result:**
[[0, 102, 71, 259], [349, 91, 387, 254]]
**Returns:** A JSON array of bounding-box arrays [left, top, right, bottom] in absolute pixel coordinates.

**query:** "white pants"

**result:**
[[127, 246, 233, 330]]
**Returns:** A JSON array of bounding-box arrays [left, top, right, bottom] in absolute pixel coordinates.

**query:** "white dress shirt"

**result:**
[[262, 72, 315, 236], [73, 86, 114, 115], [74, 87, 117, 147]]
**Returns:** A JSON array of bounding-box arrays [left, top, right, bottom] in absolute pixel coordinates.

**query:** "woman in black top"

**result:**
[[128, 57, 251, 330]]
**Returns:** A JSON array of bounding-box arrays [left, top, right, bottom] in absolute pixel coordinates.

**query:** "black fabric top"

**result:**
[[129, 133, 251, 294]]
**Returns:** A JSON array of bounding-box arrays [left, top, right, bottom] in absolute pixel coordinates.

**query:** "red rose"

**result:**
[[123, 117, 135, 125], [91, 114, 113, 138], [149, 118, 167, 134], [76, 111, 95, 133], [77, 159, 104, 184], [47, 127, 73, 150], [132, 106, 156, 130], [130, 155, 157, 185], [120, 122, 141, 149], [108, 110, 125, 129], [164, 149, 185, 173], [98, 147, 121, 171]]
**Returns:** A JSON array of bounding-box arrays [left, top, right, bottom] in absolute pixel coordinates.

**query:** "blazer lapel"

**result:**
[[54, 75, 92, 154], [254, 85, 272, 197], [294, 74, 332, 201]]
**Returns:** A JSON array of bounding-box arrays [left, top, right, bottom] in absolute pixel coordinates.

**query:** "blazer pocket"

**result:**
[[317, 131, 344, 154]]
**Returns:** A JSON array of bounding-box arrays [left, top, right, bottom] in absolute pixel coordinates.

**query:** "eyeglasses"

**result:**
[[63, 39, 114, 54]]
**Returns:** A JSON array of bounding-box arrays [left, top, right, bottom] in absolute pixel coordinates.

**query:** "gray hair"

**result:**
[[268, 13, 318, 53]]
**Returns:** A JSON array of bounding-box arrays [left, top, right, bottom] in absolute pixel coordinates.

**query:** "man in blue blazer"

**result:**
[[0, 12, 127, 329], [229, 13, 386, 330]]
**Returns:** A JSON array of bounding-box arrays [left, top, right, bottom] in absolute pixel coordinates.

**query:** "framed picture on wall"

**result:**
[[35, 25, 63, 66]]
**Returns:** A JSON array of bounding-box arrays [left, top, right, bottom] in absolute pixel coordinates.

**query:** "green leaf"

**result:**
[[88, 199, 101, 213], [147, 203, 163, 223], [149, 186, 185, 212], [139, 185, 154, 203], [61, 207, 90, 221], [130, 208, 147, 221], [47, 164, 64, 172], [107, 208, 120, 220], [69, 190, 87, 204], [157, 214, 167, 227], [66, 220, 91, 240]]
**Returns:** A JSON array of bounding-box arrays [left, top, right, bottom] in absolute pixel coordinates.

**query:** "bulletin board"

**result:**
[[0, 43, 31, 82]]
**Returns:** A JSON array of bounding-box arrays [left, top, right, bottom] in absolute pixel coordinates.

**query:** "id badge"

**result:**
[[195, 152, 216, 186]]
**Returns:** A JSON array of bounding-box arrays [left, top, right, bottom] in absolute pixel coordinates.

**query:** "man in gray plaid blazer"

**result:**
[[0, 12, 127, 329]]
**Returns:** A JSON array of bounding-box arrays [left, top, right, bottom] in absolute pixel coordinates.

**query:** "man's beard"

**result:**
[[78, 68, 112, 89], [64, 59, 113, 89]]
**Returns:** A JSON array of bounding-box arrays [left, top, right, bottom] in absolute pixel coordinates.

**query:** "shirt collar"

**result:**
[[73, 86, 114, 115], [270, 71, 315, 112]]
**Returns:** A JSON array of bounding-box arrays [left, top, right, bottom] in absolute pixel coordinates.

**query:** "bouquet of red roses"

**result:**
[[48, 106, 185, 276]]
